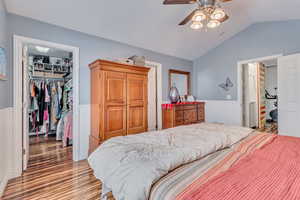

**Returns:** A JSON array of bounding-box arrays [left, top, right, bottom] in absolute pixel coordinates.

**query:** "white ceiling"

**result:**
[[5, 0, 300, 60]]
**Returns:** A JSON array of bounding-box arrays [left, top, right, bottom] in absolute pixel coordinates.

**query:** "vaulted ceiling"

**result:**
[[5, 0, 300, 60]]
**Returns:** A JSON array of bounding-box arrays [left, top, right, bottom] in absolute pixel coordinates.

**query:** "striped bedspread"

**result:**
[[149, 133, 276, 200], [179, 135, 300, 200]]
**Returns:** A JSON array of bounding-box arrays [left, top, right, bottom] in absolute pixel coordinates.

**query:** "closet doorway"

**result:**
[[26, 45, 74, 168], [238, 55, 281, 134], [13, 36, 79, 175]]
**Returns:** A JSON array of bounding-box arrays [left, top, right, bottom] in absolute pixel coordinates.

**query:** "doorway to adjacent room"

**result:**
[[238, 55, 281, 134]]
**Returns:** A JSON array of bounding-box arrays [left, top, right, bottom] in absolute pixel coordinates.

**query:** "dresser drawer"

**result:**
[[197, 103, 205, 109], [198, 109, 204, 115], [198, 113, 205, 121], [175, 110, 183, 120], [184, 105, 197, 110], [175, 105, 184, 111], [184, 109, 197, 124], [175, 120, 184, 126]]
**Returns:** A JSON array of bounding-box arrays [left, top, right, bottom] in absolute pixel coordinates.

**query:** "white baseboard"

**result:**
[[0, 107, 13, 197]]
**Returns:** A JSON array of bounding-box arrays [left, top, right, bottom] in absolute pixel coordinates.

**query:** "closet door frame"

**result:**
[[12, 35, 80, 178], [145, 60, 163, 131]]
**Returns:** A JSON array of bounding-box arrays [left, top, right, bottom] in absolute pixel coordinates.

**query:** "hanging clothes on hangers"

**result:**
[[50, 81, 63, 131], [29, 80, 40, 134], [28, 76, 73, 143], [63, 111, 73, 147], [37, 81, 45, 126]]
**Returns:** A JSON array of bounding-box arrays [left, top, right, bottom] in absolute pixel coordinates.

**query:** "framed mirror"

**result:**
[[169, 69, 190, 96]]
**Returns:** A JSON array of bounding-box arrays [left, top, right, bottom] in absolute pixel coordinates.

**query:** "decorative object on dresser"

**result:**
[[169, 86, 180, 103], [162, 102, 205, 129], [186, 95, 196, 102], [88, 59, 150, 154]]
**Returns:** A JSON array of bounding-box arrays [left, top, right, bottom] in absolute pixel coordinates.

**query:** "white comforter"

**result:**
[[88, 123, 253, 200]]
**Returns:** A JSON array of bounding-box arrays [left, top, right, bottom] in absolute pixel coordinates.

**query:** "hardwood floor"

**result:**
[[257, 122, 278, 134], [2, 136, 114, 200]]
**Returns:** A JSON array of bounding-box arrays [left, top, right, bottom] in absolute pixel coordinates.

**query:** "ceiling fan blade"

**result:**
[[218, 0, 233, 2], [218, 14, 229, 23], [179, 9, 198, 25], [163, 0, 197, 5]]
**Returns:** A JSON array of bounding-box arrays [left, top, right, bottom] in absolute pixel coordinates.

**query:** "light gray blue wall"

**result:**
[[7, 14, 193, 105], [193, 20, 300, 101], [0, 0, 10, 109]]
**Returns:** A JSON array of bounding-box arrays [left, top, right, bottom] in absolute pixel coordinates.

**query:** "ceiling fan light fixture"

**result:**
[[190, 21, 203, 29], [211, 8, 226, 20], [192, 10, 206, 22], [207, 20, 221, 28]]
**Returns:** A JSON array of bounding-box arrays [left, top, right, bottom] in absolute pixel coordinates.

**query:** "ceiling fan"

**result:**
[[163, 0, 231, 29]]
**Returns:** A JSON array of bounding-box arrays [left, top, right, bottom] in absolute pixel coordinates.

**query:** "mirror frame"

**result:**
[[169, 69, 191, 96]]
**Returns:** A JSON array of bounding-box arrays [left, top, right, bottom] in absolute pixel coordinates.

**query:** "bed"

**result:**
[[88, 123, 300, 200]]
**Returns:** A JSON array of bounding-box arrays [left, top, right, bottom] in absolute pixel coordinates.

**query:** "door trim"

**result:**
[[13, 35, 80, 177], [145, 61, 163, 130]]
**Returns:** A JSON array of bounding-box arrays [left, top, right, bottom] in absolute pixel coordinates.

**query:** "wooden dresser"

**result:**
[[89, 60, 150, 154], [162, 102, 205, 129]]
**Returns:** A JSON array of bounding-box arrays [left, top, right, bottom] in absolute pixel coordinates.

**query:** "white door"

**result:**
[[147, 66, 157, 131], [278, 54, 300, 137], [22, 45, 30, 170]]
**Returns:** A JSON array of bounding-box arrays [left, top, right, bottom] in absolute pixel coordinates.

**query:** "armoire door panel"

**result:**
[[128, 79, 144, 102], [127, 74, 148, 135], [105, 71, 127, 105], [127, 74, 147, 105], [128, 106, 145, 134], [105, 105, 127, 139]]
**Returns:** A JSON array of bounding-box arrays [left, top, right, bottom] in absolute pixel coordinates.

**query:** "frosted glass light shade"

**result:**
[[192, 10, 206, 22], [211, 8, 226, 20], [190, 21, 203, 29], [207, 20, 221, 28]]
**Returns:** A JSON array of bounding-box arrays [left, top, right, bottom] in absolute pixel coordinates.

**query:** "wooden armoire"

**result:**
[[89, 60, 149, 154]]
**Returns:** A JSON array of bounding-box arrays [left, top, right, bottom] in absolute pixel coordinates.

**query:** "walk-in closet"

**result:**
[[26, 44, 73, 149]]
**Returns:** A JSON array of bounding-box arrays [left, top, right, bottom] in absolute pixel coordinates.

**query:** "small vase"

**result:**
[[169, 86, 180, 104]]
